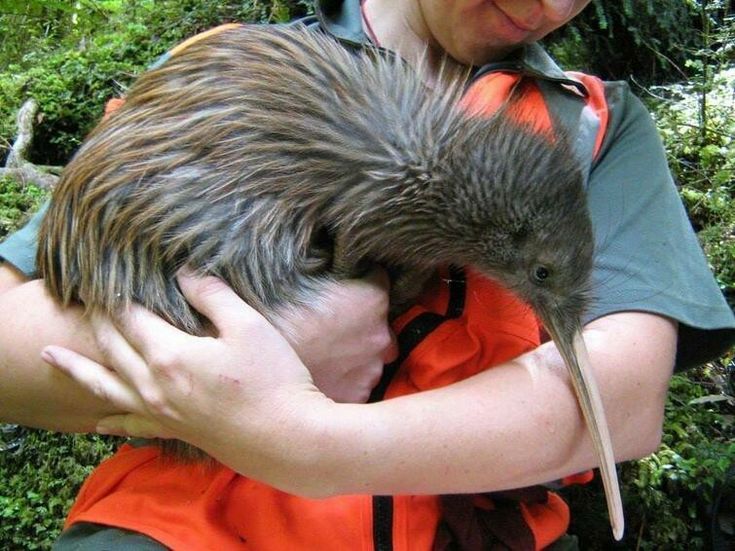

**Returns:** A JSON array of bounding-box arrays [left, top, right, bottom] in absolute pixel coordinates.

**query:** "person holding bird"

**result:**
[[0, 1, 733, 549]]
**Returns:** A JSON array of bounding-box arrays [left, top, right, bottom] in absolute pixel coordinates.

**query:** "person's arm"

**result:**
[[43, 272, 675, 496], [0, 261, 396, 430], [0, 265, 114, 432], [0, 203, 118, 430]]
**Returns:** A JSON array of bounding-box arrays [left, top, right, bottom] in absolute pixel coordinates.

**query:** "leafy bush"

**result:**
[[545, 0, 732, 84], [144, 0, 312, 44], [0, 0, 314, 166], [0, 177, 48, 240], [1, 25, 163, 166], [0, 2, 109, 67], [0, 428, 119, 550]]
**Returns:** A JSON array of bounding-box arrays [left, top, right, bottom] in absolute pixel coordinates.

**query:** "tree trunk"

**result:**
[[4, 98, 59, 189]]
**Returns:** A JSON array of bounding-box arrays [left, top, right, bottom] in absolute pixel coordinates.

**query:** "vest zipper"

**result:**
[[369, 353, 398, 551]]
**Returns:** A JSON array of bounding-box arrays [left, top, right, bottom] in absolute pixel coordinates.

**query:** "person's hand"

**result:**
[[40, 272, 331, 459], [274, 268, 398, 403]]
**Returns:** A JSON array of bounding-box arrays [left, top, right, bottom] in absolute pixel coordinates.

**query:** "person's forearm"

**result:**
[[39, 272, 676, 496], [212, 312, 675, 497], [5, 265, 395, 433], [0, 277, 118, 431]]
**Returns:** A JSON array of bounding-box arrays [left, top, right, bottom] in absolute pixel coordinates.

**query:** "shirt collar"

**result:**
[[491, 43, 589, 97], [314, 0, 589, 96], [315, 0, 369, 46]]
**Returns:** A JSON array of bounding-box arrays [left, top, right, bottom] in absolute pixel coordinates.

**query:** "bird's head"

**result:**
[[425, 114, 594, 326]]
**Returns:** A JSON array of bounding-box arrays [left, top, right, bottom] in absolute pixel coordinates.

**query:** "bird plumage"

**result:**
[[39, 25, 591, 336]]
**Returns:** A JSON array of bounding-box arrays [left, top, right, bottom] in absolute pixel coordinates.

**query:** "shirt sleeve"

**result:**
[[584, 81, 735, 370], [0, 200, 48, 278]]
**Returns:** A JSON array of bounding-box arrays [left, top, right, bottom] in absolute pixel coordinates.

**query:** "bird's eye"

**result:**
[[532, 265, 550, 284]]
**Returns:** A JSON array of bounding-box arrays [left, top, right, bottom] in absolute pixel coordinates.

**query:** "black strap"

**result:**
[[369, 266, 466, 403]]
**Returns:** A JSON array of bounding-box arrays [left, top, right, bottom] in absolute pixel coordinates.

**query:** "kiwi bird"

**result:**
[[37, 25, 623, 539]]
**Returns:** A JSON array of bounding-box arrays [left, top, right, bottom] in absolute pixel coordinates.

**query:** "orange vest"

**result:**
[[65, 29, 609, 551]]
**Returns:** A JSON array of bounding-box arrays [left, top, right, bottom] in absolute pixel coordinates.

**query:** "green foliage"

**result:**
[[0, 1, 110, 67], [624, 371, 734, 550], [648, 66, 735, 305], [0, 176, 48, 239], [144, 0, 313, 44], [0, 428, 119, 550], [0, 4, 167, 165], [1, 28, 159, 165], [546, 0, 730, 84], [0, 0, 314, 165]]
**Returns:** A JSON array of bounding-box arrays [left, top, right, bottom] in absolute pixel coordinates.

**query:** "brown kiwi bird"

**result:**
[[37, 25, 623, 539]]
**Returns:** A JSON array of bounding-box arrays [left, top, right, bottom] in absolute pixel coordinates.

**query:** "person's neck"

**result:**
[[361, 0, 466, 87]]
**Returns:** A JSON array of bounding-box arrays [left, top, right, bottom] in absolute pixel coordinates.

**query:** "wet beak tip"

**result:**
[[613, 522, 624, 541]]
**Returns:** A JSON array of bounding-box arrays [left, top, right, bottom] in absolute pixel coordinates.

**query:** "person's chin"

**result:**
[[451, 40, 517, 67], [484, 1, 537, 43]]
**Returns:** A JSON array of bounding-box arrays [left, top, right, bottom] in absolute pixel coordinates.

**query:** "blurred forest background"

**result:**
[[0, 0, 733, 549]]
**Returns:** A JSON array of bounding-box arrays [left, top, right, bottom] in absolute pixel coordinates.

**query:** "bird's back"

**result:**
[[38, 25, 466, 334]]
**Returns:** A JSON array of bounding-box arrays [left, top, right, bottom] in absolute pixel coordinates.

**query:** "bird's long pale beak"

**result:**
[[543, 316, 624, 541]]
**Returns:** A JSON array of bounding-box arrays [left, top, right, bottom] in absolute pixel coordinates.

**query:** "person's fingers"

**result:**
[[96, 414, 174, 439], [41, 345, 142, 412], [90, 311, 156, 388], [176, 268, 270, 340], [360, 268, 397, 363], [104, 303, 189, 368], [365, 266, 398, 364]]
